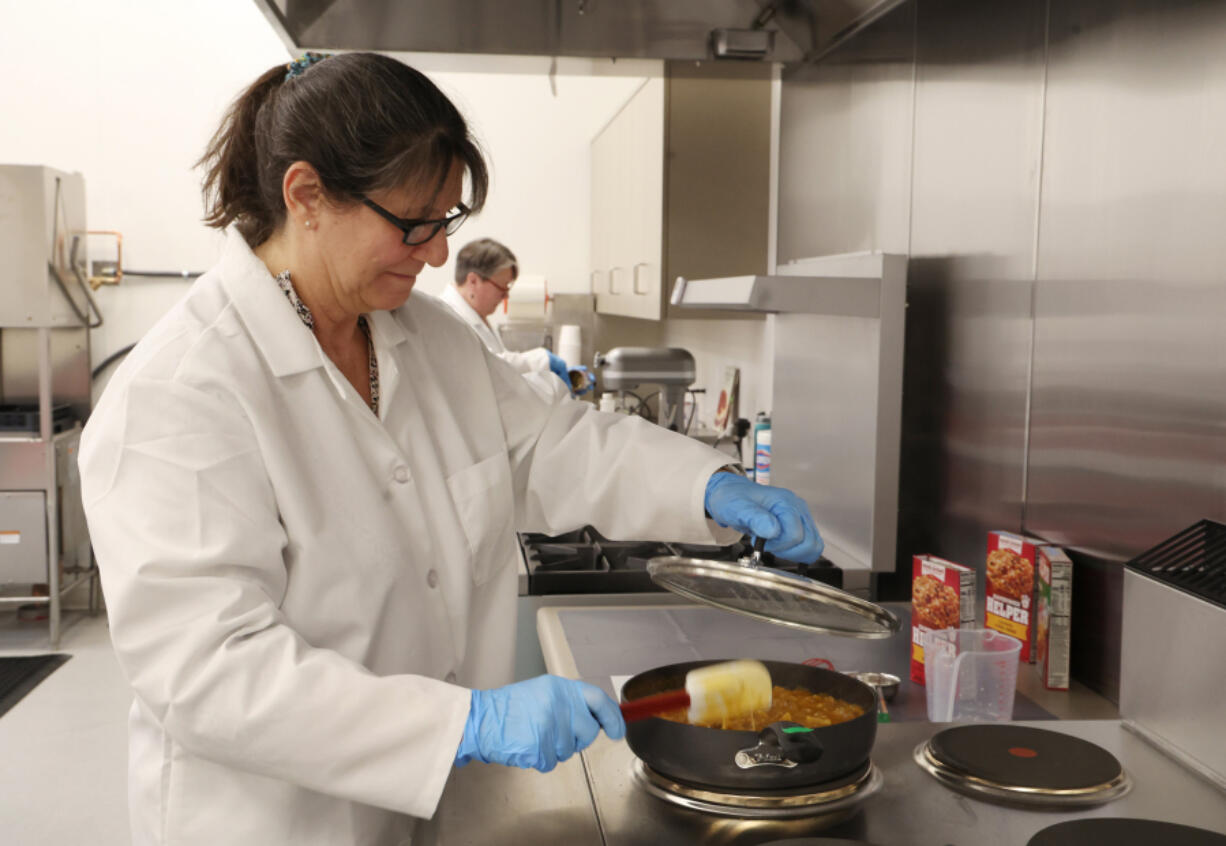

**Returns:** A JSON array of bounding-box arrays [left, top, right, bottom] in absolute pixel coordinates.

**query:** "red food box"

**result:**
[[910, 554, 976, 685], [984, 530, 1043, 663], [1036, 545, 1073, 690]]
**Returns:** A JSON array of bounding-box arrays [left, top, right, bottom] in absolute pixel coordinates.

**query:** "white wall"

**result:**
[[0, 0, 770, 428], [0, 0, 290, 378], [663, 317, 773, 435], [0, 0, 650, 377], [394, 54, 655, 298]]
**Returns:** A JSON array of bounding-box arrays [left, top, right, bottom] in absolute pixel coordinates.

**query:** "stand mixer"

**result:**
[[592, 347, 696, 431]]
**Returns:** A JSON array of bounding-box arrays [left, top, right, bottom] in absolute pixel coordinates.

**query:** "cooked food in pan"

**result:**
[[657, 685, 865, 731]]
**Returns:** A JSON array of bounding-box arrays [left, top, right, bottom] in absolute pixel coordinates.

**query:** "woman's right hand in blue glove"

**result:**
[[704, 471, 824, 563], [454, 675, 626, 772]]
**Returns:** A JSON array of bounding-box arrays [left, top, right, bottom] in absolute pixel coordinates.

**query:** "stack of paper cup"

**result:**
[[557, 324, 582, 368]]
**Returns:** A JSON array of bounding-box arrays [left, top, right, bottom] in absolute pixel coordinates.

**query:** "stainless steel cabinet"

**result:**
[[0, 492, 48, 585], [590, 61, 772, 320]]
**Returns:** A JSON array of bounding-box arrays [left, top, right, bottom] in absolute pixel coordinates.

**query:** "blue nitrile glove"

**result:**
[[546, 352, 570, 388], [454, 675, 626, 772], [704, 472, 824, 563]]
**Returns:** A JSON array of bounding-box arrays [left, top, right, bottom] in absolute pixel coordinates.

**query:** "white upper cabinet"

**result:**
[[591, 62, 772, 321]]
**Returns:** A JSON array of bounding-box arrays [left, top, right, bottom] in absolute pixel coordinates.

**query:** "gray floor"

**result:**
[[0, 611, 130, 844]]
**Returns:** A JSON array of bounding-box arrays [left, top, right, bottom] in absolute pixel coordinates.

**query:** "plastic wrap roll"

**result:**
[[504, 274, 548, 320]]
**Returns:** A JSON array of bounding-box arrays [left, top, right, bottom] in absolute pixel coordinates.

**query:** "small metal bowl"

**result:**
[[845, 671, 901, 702]]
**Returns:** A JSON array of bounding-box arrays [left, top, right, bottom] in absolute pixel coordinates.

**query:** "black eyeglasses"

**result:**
[[479, 275, 514, 295], [360, 196, 470, 246]]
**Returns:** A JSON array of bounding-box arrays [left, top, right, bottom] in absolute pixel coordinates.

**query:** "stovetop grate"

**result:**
[[1126, 519, 1226, 610], [520, 526, 842, 595]]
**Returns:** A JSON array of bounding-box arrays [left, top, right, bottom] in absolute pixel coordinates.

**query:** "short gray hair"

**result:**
[[455, 238, 518, 285]]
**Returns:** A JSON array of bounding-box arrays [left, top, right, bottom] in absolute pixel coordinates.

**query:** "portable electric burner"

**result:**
[[1027, 818, 1226, 846], [632, 758, 883, 821], [913, 724, 1131, 807], [755, 833, 882, 838]]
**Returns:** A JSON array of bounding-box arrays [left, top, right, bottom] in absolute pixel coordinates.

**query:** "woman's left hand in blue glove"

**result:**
[[704, 472, 824, 563]]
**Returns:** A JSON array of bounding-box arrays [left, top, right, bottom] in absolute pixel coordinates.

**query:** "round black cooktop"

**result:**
[[928, 725, 1123, 790], [1028, 818, 1226, 846], [762, 840, 882, 846]]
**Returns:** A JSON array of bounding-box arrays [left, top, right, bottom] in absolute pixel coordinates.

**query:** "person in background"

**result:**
[[439, 238, 572, 396], [78, 51, 823, 846]]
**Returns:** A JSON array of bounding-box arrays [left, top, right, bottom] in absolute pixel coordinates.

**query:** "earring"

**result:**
[[304, 220, 313, 229]]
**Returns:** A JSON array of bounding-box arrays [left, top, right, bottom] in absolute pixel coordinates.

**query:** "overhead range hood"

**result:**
[[670, 251, 905, 317], [252, 0, 908, 64]]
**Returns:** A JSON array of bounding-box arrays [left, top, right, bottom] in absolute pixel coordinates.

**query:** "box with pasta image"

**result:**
[[910, 555, 976, 685], [984, 530, 1043, 663]]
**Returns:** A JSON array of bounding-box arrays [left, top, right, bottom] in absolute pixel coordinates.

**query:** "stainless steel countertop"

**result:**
[[417, 753, 602, 846], [421, 719, 1226, 845], [579, 718, 1226, 845]]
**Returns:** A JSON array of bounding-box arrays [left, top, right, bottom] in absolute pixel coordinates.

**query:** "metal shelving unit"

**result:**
[[1, 165, 100, 646]]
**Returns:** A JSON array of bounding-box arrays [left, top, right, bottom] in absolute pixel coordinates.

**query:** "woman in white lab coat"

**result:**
[[439, 237, 570, 397], [79, 52, 822, 846]]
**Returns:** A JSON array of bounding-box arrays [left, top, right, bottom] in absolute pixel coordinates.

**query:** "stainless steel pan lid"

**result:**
[[646, 544, 900, 638]]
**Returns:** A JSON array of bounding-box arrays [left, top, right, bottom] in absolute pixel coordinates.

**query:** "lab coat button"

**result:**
[[392, 466, 410, 483], [427, 569, 439, 588], [445, 672, 457, 683]]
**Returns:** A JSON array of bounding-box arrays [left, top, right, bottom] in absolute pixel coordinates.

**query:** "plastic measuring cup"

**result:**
[[925, 627, 1022, 722]]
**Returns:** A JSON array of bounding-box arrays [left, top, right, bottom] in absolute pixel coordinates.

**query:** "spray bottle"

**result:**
[[752, 412, 771, 485]]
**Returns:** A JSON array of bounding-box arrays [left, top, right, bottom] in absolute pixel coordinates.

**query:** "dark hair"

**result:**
[[455, 238, 518, 285], [199, 52, 488, 247]]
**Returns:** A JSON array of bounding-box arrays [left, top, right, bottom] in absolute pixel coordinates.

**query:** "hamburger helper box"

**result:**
[[910, 555, 976, 685], [1036, 545, 1073, 691], [984, 531, 1044, 663]]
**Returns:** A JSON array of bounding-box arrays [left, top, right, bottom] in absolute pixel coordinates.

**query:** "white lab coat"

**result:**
[[79, 229, 737, 846], [438, 283, 549, 372], [437, 284, 569, 401]]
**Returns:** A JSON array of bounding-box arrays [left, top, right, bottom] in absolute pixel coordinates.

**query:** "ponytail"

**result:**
[[198, 65, 286, 247]]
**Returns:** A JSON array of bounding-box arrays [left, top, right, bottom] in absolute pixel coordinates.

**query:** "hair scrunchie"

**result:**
[[285, 52, 332, 81]]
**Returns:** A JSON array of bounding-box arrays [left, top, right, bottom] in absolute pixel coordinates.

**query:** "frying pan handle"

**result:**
[[760, 721, 824, 765], [619, 689, 690, 723]]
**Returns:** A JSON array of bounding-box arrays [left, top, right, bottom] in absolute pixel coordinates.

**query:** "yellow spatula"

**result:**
[[620, 659, 772, 724]]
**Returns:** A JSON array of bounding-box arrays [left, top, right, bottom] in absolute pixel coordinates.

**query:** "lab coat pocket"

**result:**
[[445, 452, 514, 584]]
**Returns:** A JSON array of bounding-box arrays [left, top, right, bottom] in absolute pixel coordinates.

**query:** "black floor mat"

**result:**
[[0, 654, 71, 718]]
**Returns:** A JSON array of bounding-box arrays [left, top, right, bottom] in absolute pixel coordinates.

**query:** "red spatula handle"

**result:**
[[619, 689, 690, 723]]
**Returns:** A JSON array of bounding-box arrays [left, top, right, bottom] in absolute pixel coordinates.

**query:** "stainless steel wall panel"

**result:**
[[901, 0, 1048, 578], [1028, 0, 1226, 557], [771, 253, 907, 576], [777, 1, 916, 262], [777, 0, 1048, 594], [1028, 1, 1226, 699], [776, 0, 1226, 700]]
